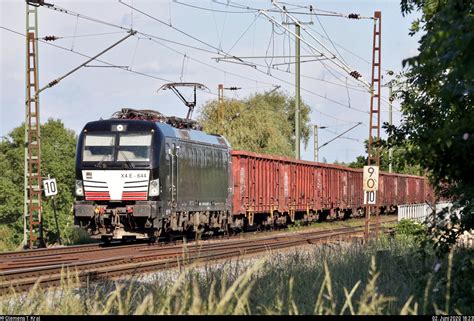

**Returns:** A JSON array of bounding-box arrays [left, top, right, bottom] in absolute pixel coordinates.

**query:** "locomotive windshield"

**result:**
[[83, 134, 115, 162], [117, 133, 152, 162], [83, 132, 152, 162]]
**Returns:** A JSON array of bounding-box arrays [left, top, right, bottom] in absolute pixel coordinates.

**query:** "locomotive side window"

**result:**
[[83, 134, 115, 162], [193, 148, 197, 167], [165, 143, 170, 160]]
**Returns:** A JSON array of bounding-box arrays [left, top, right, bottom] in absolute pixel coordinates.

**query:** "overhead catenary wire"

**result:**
[[119, 0, 369, 92], [21, 2, 383, 123], [318, 122, 363, 150], [258, 9, 370, 91], [314, 13, 348, 66], [227, 14, 259, 53], [320, 127, 362, 142], [96, 3, 370, 119], [4, 3, 400, 149], [39, 3, 370, 102], [0, 26, 172, 83], [209, 1, 380, 91], [213, 55, 369, 114], [39, 31, 126, 41], [211, 0, 374, 19], [268, 2, 371, 89], [179, 0, 393, 76], [145, 34, 369, 121], [118, 0, 229, 56]]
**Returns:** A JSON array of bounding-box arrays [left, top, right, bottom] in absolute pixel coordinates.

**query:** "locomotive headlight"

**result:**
[[75, 179, 84, 197], [149, 178, 160, 196]]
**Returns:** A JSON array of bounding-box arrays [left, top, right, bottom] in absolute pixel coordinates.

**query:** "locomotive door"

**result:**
[[168, 140, 179, 207]]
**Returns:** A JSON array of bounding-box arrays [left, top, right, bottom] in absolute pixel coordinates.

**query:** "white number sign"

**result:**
[[43, 178, 58, 197], [364, 190, 377, 205], [363, 165, 379, 191]]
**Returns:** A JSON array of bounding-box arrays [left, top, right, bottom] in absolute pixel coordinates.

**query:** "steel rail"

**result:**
[[0, 219, 396, 293], [0, 216, 395, 270]]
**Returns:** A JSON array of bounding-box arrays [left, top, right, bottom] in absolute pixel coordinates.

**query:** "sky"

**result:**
[[0, 0, 421, 164]]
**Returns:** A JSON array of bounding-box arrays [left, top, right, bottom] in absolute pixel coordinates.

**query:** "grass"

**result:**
[[1, 231, 472, 315], [287, 217, 372, 232]]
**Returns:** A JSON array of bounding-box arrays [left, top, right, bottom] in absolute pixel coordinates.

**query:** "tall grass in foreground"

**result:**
[[1, 236, 472, 315]]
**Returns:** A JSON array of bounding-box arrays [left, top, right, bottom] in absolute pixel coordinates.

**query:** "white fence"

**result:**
[[397, 202, 457, 223]]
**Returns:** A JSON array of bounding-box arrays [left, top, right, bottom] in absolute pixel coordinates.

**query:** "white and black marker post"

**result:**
[[43, 175, 61, 245], [363, 165, 379, 239]]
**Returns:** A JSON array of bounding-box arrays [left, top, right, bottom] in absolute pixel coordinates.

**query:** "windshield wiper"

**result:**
[[95, 154, 109, 169], [118, 150, 134, 169]]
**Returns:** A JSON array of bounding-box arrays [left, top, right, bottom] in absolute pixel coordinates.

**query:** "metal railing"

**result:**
[[397, 202, 459, 223]]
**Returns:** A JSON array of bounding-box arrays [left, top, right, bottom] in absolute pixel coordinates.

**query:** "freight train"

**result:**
[[73, 109, 433, 242]]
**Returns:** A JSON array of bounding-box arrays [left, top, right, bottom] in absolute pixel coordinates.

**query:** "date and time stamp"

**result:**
[[433, 317, 474, 321]]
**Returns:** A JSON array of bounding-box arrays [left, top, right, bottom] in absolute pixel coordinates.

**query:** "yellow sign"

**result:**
[[363, 166, 379, 191]]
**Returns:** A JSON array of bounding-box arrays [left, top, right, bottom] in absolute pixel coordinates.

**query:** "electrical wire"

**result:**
[[174, 0, 253, 14], [27, 3, 379, 122], [111, 2, 369, 117], [213, 0, 374, 19], [320, 127, 362, 142], [314, 14, 347, 65], [0, 26, 172, 83], [227, 14, 259, 53], [41, 2, 365, 96], [215, 56, 369, 114], [39, 31, 125, 40], [118, 0, 226, 55]]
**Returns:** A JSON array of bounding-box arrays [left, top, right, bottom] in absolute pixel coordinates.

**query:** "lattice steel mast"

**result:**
[[24, 2, 44, 248], [365, 11, 382, 240], [368, 11, 382, 167]]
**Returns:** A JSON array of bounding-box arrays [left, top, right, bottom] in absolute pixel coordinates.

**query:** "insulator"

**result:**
[[350, 71, 361, 79], [48, 79, 59, 87], [43, 36, 58, 41], [348, 13, 360, 19]]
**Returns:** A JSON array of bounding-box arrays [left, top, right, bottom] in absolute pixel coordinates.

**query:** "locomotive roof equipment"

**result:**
[[157, 82, 209, 120]]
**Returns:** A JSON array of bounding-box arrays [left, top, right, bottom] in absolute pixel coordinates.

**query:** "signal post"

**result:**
[[363, 165, 379, 239], [365, 11, 382, 240]]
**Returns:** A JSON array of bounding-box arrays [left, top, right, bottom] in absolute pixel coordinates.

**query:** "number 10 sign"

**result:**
[[43, 178, 58, 197]]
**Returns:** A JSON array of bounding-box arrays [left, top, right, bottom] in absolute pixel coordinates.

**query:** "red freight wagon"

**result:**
[[231, 150, 432, 226]]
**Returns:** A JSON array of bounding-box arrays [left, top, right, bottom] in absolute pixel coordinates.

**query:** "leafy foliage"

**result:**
[[395, 219, 428, 244], [197, 90, 311, 157], [347, 138, 422, 175], [0, 119, 77, 249], [386, 0, 473, 250]]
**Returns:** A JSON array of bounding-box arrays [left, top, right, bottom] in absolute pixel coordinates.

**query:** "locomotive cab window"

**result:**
[[83, 134, 115, 162], [117, 133, 152, 162]]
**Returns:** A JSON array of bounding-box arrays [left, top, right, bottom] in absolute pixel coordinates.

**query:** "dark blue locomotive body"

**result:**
[[74, 118, 232, 241]]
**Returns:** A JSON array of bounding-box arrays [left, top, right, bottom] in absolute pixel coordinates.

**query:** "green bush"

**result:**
[[68, 227, 98, 245], [0, 225, 21, 252], [394, 219, 427, 242]]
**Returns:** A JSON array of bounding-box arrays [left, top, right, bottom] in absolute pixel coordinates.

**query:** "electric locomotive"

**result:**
[[74, 109, 434, 242], [73, 110, 232, 242]]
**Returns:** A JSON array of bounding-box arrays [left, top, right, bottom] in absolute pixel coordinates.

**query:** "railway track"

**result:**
[[0, 218, 396, 293]]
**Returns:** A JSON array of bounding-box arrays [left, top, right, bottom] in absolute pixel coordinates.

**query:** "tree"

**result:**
[[0, 119, 77, 249], [386, 0, 474, 250], [347, 138, 422, 175], [198, 90, 312, 157]]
